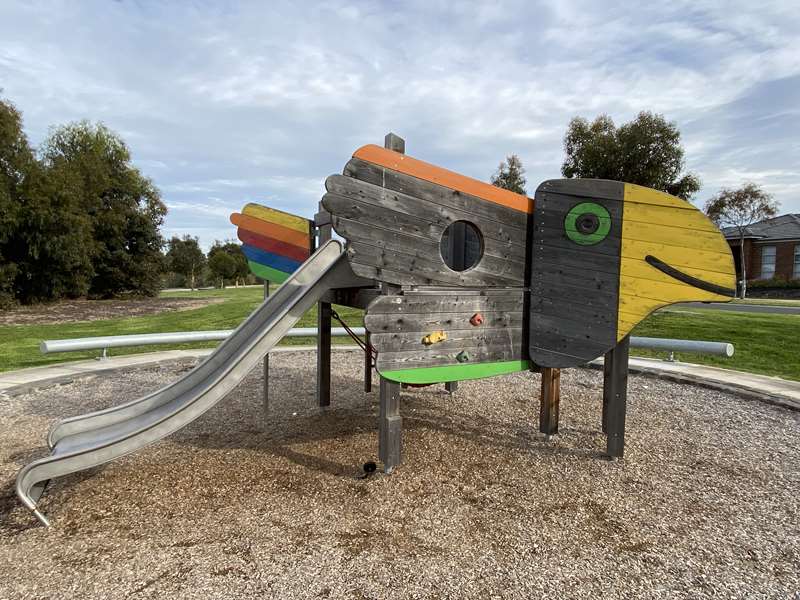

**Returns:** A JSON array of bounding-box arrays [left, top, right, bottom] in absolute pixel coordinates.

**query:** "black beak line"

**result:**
[[645, 255, 736, 298]]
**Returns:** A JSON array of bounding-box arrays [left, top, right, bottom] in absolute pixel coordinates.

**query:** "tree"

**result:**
[[704, 183, 779, 298], [561, 112, 701, 201], [0, 96, 94, 305], [491, 155, 527, 194], [208, 251, 238, 288], [166, 235, 206, 289], [208, 241, 249, 286], [40, 121, 166, 297]]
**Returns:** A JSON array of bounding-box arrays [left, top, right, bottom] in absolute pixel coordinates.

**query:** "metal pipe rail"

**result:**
[[630, 336, 734, 358], [40, 328, 367, 355], [40, 330, 733, 359]]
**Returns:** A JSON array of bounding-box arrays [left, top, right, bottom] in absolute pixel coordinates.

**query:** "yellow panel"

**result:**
[[621, 239, 733, 274], [624, 182, 696, 210], [620, 221, 733, 255], [617, 183, 736, 341], [242, 203, 310, 234], [620, 202, 720, 233], [620, 257, 734, 288]]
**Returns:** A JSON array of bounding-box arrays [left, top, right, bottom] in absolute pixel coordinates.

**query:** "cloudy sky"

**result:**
[[1, 1, 798, 249]]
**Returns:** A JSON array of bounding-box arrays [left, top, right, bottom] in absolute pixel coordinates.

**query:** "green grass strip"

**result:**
[[380, 360, 531, 384]]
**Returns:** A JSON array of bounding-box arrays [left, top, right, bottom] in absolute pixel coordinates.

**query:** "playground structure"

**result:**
[[16, 133, 737, 526]]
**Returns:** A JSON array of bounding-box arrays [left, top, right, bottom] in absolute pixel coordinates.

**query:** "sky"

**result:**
[[1, 0, 798, 249]]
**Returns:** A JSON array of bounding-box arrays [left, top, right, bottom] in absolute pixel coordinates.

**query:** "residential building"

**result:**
[[722, 214, 800, 283]]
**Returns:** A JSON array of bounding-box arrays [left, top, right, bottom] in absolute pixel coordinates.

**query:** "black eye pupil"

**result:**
[[576, 213, 599, 235]]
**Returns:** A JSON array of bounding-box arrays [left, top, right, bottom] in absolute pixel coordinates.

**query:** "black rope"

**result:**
[[330, 309, 376, 359]]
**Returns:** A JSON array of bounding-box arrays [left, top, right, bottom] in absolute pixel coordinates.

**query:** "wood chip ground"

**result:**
[[1, 352, 798, 598]]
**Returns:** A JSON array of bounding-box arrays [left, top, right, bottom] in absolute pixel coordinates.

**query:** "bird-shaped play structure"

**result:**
[[16, 133, 734, 526]]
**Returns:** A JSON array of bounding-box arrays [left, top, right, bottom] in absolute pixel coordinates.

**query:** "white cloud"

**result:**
[[1, 0, 798, 250]]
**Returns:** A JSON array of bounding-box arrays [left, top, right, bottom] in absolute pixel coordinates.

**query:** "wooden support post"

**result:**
[[604, 335, 630, 458], [445, 381, 458, 394], [379, 377, 402, 472], [602, 348, 613, 433], [316, 202, 332, 407], [364, 332, 373, 393], [539, 367, 561, 436], [384, 132, 405, 154], [263, 281, 270, 414]]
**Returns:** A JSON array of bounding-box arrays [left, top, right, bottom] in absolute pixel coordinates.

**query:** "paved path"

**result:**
[[2, 348, 798, 412], [0, 346, 359, 396], [672, 302, 800, 315]]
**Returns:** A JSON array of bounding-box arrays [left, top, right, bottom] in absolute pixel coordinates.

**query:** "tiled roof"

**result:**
[[722, 214, 800, 240]]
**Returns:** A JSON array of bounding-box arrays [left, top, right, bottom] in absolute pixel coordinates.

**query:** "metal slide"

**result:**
[[17, 240, 367, 526]]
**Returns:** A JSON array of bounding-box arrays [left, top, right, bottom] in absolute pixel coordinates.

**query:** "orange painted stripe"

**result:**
[[230, 213, 310, 248], [353, 144, 533, 214]]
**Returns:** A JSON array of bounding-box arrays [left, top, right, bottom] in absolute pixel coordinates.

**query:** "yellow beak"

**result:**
[[617, 184, 736, 341]]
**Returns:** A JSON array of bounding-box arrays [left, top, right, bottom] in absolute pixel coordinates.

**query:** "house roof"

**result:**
[[722, 213, 800, 241]]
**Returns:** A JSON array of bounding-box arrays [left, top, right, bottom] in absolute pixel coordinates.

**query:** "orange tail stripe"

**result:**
[[230, 213, 311, 248], [353, 144, 533, 214]]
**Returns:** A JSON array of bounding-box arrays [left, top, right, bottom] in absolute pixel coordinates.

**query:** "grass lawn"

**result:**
[[2, 288, 798, 381], [0, 286, 363, 372], [632, 308, 800, 380]]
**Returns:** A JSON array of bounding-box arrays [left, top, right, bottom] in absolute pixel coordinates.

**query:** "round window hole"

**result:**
[[440, 220, 483, 272]]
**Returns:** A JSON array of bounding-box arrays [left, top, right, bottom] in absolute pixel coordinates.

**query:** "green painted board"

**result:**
[[379, 360, 531, 384], [248, 260, 290, 284]]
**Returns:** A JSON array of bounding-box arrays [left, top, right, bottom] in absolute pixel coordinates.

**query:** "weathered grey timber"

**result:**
[[316, 204, 333, 407], [529, 179, 625, 368], [343, 158, 529, 236], [539, 367, 561, 436], [323, 163, 529, 287], [366, 291, 525, 373], [604, 335, 631, 457], [378, 378, 402, 472]]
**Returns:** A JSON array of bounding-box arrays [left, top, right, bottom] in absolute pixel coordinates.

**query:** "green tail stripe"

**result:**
[[248, 260, 289, 283], [379, 360, 531, 384]]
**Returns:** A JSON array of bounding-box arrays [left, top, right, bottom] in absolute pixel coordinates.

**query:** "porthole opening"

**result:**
[[440, 220, 483, 272]]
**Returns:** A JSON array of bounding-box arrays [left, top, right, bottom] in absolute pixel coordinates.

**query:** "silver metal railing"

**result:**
[[40, 327, 367, 357], [40, 330, 734, 360]]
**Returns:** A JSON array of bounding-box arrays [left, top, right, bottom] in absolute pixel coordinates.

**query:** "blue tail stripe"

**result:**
[[242, 244, 302, 274]]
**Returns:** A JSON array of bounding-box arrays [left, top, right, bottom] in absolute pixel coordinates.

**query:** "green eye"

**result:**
[[564, 202, 611, 245]]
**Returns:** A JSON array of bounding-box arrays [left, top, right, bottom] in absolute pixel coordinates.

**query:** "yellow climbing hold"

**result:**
[[422, 330, 447, 346]]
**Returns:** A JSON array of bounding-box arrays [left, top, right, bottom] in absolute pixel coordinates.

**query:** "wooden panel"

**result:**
[[352, 145, 533, 213], [325, 176, 528, 248], [242, 203, 311, 234], [616, 182, 736, 340], [365, 290, 527, 382], [342, 159, 529, 236], [230, 213, 310, 249], [322, 170, 528, 287], [347, 242, 520, 288], [528, 180, 625, 368], [365, 309, 523, 333], [231, 203, 313, 283]]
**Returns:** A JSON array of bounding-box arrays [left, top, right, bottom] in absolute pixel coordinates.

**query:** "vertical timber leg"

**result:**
[[602, 348, 613, 433], [604, 335, 630, 458], [316, 205, 332, 407], [317, 302, 332, 407], [539, 367, 561, 437], [263, 281, 270, 414], [379, 378, 402, 473], [445, 381, 458, 395], [364, 332, 373, 393]]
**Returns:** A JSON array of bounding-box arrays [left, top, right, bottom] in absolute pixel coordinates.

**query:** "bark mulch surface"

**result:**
[[0, 297, 222, 326], [1, 352, 798, 599]]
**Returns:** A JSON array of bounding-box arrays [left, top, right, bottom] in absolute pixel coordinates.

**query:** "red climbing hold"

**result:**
[[470, 313, 484, 326]]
